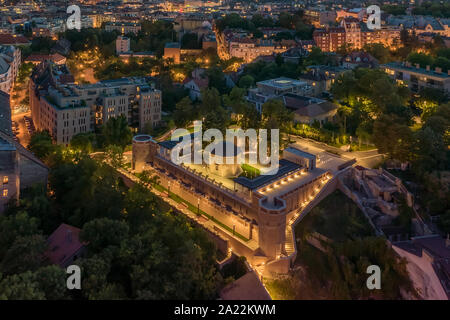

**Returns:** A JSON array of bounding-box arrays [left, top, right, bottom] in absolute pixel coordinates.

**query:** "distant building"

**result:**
[[0, 33, 30, 46], [313, 17, 401, 52], [392, 235, 450, 300], [183, 77, 209, 101], [29, 62, 162, 144], [51, 39, 71, 56], [105, 22, 141, 35], [0, 45, 21, 93], [383, 62, 450, 93], [45, 224, 87, 268], [247, 77, 312, 113], [116, 36, 131, 54], [341, 51, 378, 69], [298, 66, 347, 97], [202, 34, 217, 51], [24, 53, 66, 66], [163, 42, 181, 64], [282, 94, 339, 125], [0, 91, 49, 213]]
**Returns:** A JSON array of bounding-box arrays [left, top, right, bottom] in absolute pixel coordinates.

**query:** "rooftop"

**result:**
[[220, 270, 271, 300], [233, 159, 301, 191], [257, 77, 308, 89], [383, 62, 450, 79]]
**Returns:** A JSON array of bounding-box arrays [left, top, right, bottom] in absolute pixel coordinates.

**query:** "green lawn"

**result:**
[[240, 164, 261, 179], [140, 178, 249, 242], [295, 189, 374, 242]]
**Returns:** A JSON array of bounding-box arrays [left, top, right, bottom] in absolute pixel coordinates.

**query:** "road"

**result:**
[[288, 135, 384, 169], [11, 111, 32, 147]]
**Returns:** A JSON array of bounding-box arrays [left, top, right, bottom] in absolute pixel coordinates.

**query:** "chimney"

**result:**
[[415, 63, 420, 69], [435, 67, 442, 73], [66, 229, 72, 243], [426, 65, 430, 71]]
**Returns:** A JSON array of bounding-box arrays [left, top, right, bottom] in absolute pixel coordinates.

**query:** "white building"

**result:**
[[0, 45, 21, 93], [116, 36, 131, 54], [30, 62, 162, 145]]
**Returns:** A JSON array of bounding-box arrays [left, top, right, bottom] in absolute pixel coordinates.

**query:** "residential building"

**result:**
[[392, 235, 450, 300], [163, 42, 181, 64], [313, 27, 346, 52], [29, 62, 162, 145], [0, 45, 21, 93], [247, 77, 312, 113], [0, 33, 30, 46], [298, 66, 347, 97], [116, 36, 131, 54], [313, 18, 401, 52], [105, 22, 141, 35], [341, 51, 379, 69], [383, 62, 450, 93], [0, 91, 48, 213], [24, 53, 66, 66], [183, 77, 209, 101], [282, 94, 339, 125], [45, 224, 87, 268]]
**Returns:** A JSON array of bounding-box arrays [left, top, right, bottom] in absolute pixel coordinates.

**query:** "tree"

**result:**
[[238, 75, 254, 89], [206, 66, 228, 94], [80, 218, 129, 253], [407, 52, 433, 68], [105, 145, 125, 169], [363, 43, 391, 64], [70, 133, 95, 153], [0, 211, 41, 260], [34, 265, 69, 300], [223, 87, 248, 115], [372, 115, 414, 162], [28, 130, 56, 160], [102, 115, 132, 148], [181, 33, 200, 49], [0, 234, 47, 275], [173, 97, 194, 128], [0, 271, 45, 300]]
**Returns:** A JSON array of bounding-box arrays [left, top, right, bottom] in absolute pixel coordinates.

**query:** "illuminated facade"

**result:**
[[132, 135, 340, 275]]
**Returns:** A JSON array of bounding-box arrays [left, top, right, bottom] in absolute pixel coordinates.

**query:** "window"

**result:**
[[3, 189, 8, 197], [3, 176, 8, 184]]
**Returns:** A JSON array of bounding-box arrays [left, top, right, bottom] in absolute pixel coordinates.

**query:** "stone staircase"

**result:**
[[284, 225, 296, 256]]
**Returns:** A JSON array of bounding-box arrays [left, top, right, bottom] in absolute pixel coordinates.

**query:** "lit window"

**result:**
[[3, 176, 8, 184], [3, 189, 8, 197]]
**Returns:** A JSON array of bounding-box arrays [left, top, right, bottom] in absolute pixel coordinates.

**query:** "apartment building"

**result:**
[[29, 62, 161, 144], [313, 17, 401, 52], [227, 37, 296, 63], [116, 36, 131, 54], [383, 62, 450, 93], [0, 45, 21, 93], [0, 90, 48, 213], [105, 22, 141, 35]]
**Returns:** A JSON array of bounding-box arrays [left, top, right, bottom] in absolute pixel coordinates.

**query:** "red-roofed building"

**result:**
[[45, 223, 87, 268], [25, 53, 67, 66], [183, 77, 209, 100], [0, 34, 30, 46]]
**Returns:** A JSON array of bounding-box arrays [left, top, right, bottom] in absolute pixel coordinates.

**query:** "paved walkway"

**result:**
[[116, 166, 259, 252]]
